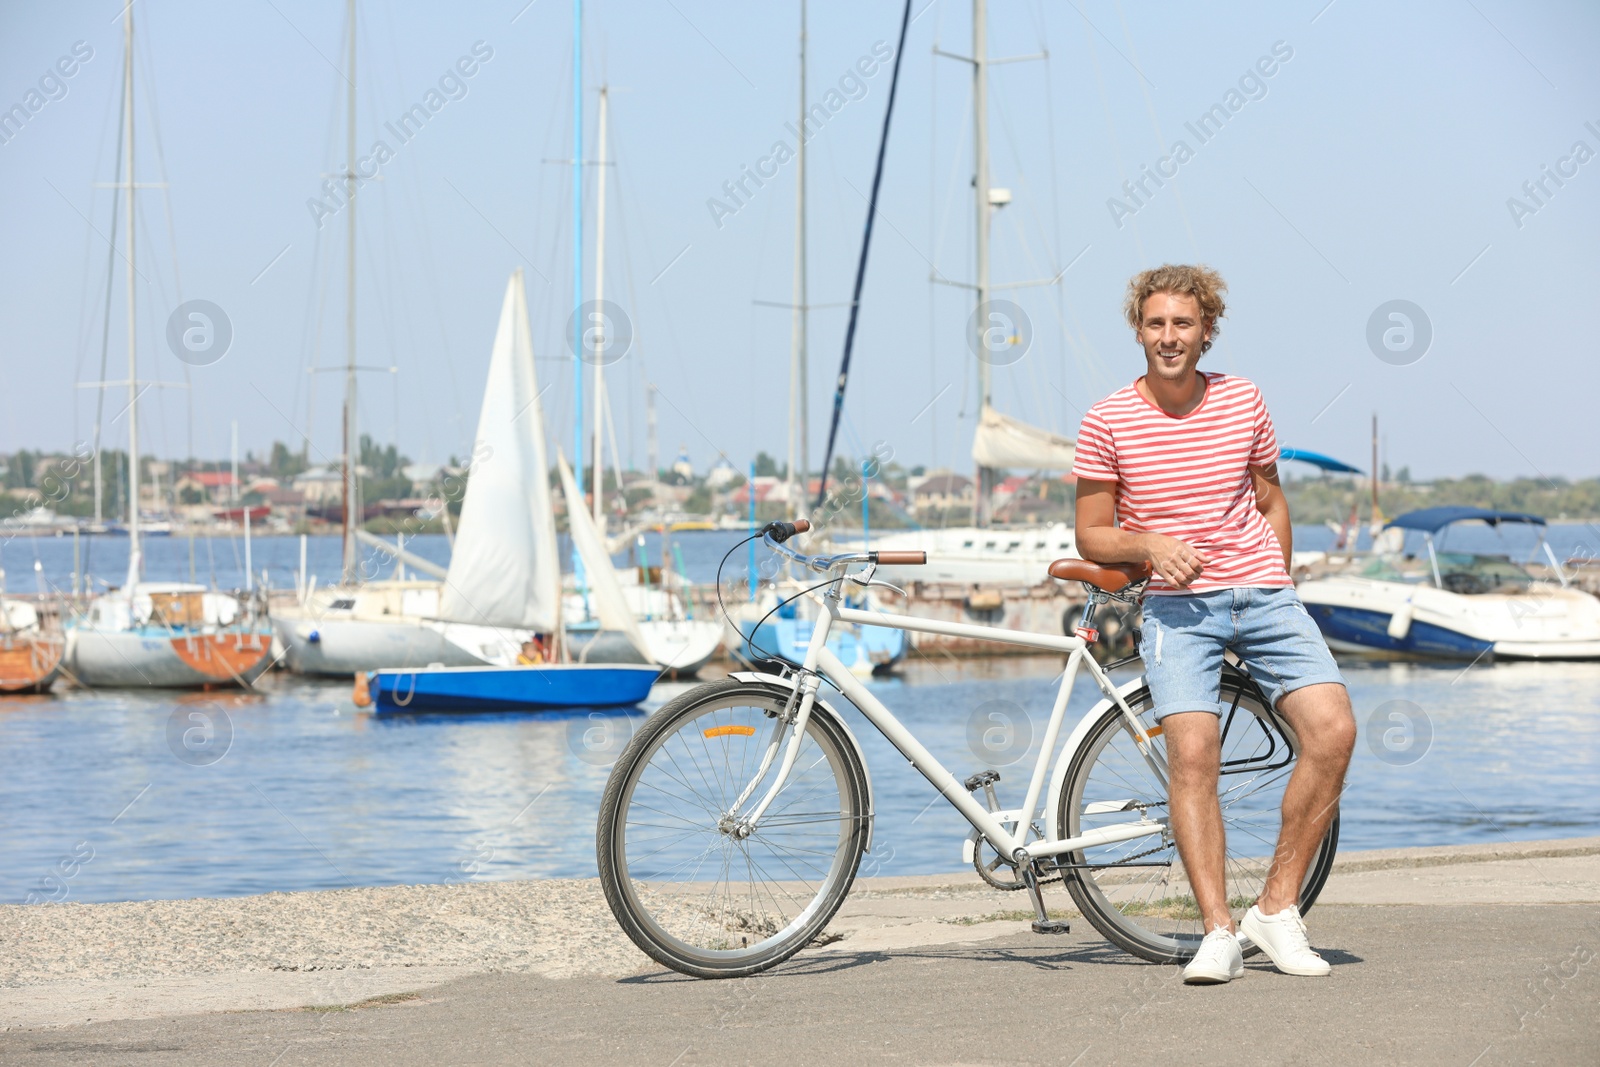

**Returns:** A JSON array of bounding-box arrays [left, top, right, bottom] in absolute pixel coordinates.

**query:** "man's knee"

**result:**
[[1290, 685, 1356, 765], [1162, 712, 1221, 777]]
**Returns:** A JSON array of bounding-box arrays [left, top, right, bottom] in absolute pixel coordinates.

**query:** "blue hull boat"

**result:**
[[739, 610, 907, 675], [368, 663, 660, 714]]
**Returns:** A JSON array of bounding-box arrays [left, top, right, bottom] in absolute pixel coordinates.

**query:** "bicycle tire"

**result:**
[[596, 679, 871, 978], [1058, 680, 1339, 964]]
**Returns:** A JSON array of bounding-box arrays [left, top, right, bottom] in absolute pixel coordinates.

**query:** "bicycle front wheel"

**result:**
[[596, 679, 871, 978], [1058, 678, 1338, 964]]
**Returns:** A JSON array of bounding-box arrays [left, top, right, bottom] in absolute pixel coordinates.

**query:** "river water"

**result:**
[[3, 653, 1596, 905], [3, 525, 1596, 903], [5, 521, 1596, 594]]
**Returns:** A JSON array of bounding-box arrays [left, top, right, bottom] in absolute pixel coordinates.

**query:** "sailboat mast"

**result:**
[[972, 0, 992, 526], [571, 0, 585, 503], [591, 85, 609, 527], [787, 0, 809, 519], [341, 0, 360, 583], [122, 5, 140, 571]]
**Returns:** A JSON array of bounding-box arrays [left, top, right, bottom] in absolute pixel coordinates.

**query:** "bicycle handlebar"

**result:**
[[764, 519, 811, 543], [759, 522, 927, 574]]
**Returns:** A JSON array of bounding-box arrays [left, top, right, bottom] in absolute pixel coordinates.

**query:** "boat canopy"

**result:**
[[1384, 506, 1547, 534], [1278, 449, 1362, 474]]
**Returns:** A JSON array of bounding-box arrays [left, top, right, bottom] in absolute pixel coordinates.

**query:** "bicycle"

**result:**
[[596, 520, 1339, 978]]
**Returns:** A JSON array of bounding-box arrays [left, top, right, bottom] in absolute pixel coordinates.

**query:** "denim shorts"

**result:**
[[1138, 586, 1346, 721]]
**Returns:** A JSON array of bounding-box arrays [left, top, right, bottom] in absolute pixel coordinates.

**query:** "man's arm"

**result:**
[[1249, 462, 1292, 570], [1074, 478, 1207, 588]]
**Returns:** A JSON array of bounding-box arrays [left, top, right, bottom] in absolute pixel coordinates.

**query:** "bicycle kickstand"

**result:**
[[1021, 863, 1070, 935]]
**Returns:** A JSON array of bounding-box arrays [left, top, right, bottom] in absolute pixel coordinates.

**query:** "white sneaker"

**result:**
[[1182, 927, 1244, 984], [1240, 904, 1331, 976]]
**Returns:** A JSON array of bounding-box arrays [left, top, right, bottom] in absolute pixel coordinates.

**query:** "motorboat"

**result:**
[[1297, 507, 1600, 660]]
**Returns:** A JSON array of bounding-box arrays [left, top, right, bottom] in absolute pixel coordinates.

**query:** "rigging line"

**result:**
[[72, 70, 122, 444], [608, 107, 693, 406], [611, 151, 646, 472], [928, 78, 973, 268], [747, 147, 785, 455], [814, 0, 914, 510], [289, 224, 323, 461], [400, 157, 465, 457], [1080, 10, 1146, 266], [91, 62, 128, 519], [988, 63, 1057, 279], [133, 200, 175, 471], [996, 204, 1056, 432], [1114, 0, 1199, 259], [1037, 6, 1074, 436], [140, 47, 194, 461]]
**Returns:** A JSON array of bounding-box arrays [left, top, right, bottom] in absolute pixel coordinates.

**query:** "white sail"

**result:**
[[971, 404, 1077, 471], [439, 271, 558, 631], [557, 452, 648, 658]]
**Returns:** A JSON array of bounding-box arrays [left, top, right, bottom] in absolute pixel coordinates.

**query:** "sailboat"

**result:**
[[849, 0, 1082, 587], [560, 85, 725, 677], [364, 272, 658, 713], [0, 566, 64, 693], [65, 6, 274, 689], [726, 0, 908, 676]]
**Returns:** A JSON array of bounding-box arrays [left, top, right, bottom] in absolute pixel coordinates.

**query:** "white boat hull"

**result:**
[[847, 524, 1079, 586], [272, 614, 486, 676], [1298, 575, 1600, 661], [66, 629, 274, 688]]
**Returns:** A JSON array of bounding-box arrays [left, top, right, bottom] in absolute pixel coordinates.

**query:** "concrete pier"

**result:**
[[1, 837, 1596, 1063]]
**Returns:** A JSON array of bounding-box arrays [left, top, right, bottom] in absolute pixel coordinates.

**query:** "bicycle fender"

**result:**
[[1043, 672, 1149, 843], [727, 671, 877, 854]]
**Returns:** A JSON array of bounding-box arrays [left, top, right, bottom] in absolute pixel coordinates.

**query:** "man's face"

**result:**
[[1137, 291, 1211, 383]]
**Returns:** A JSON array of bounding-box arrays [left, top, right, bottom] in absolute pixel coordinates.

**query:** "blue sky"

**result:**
[[2, 0, 1596, 481]]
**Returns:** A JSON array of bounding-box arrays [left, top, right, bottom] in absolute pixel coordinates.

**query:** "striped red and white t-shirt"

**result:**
[[1071, 373, 1290, 596]]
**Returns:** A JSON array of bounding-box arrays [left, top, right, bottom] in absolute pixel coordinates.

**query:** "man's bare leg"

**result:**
[[1162, 711, 1234, 933], [1256, 682, 1356, 914]]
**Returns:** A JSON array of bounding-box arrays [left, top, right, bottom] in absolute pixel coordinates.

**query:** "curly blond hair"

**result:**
[[1123, 264, 1228, 353]]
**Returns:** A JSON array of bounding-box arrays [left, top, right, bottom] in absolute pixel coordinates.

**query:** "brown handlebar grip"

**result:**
[[793, 519, 811, 533], [873, 550, 927, 566]]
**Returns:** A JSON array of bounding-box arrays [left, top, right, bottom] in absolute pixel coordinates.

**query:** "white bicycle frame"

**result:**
[[732, 548, 1171, 870]]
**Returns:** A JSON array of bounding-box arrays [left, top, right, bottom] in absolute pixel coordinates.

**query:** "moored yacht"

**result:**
[[1297, 507, 1600, 661]]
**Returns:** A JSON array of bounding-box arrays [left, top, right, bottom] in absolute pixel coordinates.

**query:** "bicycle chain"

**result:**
[[980, 837, 1173, 891]]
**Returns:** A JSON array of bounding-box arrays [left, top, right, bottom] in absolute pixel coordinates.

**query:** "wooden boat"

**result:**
[[0, 599, 64, 693]]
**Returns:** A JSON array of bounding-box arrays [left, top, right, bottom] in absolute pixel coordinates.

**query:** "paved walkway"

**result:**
[[2, 837, 1596, 1064]]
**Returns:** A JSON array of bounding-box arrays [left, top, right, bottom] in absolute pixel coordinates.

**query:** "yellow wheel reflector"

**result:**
[[703, 724, 757, 739], [1142, 725, 1164, 739]]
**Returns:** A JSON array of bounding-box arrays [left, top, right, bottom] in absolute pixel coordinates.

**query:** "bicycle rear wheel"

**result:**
[[1057, 678, 1338, 964], [596, 679, 870, 978]]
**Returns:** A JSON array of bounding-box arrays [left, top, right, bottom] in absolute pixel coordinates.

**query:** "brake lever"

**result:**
[[846, 561, 908, 598]]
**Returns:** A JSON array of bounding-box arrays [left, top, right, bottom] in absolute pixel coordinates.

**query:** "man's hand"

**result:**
[[1076, 478, 1207, 587], [1143, 533, 1207, 588]]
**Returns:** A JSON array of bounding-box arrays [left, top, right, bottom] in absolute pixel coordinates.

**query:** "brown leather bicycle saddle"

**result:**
[[1047, 558, 1154, 592]]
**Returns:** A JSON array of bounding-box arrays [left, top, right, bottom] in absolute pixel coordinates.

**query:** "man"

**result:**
[[1072, 264, 1356, 984]]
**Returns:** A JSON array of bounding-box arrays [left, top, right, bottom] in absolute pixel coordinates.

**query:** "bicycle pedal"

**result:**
[[1031, 919, 1071, 935], [963, 769, 1001, 792]]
